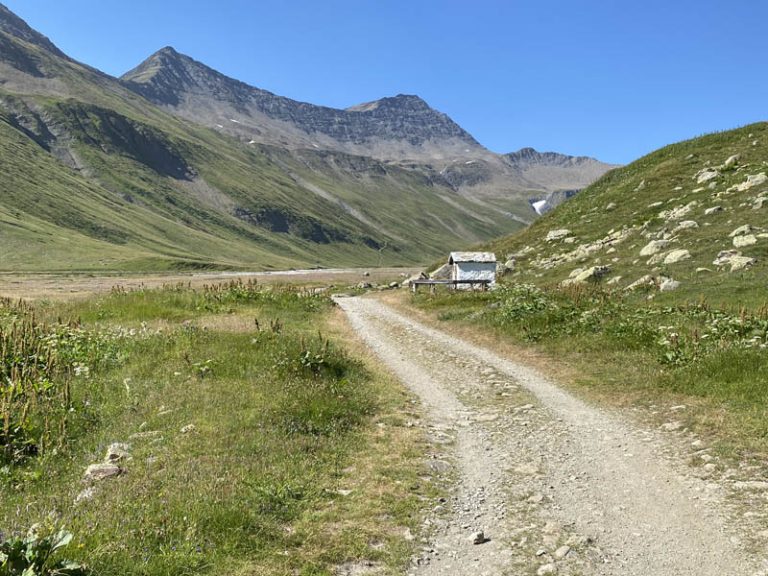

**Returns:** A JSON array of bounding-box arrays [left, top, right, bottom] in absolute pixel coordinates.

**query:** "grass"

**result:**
[[0, 281, 435, 576]]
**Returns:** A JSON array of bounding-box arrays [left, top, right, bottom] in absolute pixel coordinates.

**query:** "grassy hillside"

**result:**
[[0, 30, 525, 272], [489, 121, 768, 307]]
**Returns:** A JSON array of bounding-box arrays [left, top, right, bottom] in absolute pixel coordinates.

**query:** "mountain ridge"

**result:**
[[121, 45, 484, 161], [0, 3, 614, 272]]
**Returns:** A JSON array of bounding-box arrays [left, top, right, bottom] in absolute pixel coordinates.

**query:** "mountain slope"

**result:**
[[121, 47, 485, 162], [121, 47, 616, 208], [0, 6, 525, 271], [0, 3, 612, 272], [489, 122, 768, 307]]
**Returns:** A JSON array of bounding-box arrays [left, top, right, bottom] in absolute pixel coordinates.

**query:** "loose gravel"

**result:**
[[336, 296, 765, 576]]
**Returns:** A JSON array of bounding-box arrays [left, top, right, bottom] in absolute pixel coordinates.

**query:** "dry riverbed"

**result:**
[[336, 295, 767, 576]]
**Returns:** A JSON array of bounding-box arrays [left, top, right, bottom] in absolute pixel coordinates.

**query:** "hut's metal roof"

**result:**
[[448, 251, 497, 264]]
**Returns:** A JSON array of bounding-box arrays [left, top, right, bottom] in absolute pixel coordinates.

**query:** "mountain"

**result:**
[[488, 122, 768, 306], [503, 148, 619, 214], [121, 46, 616, 220], [0, 4, 612, 272], [121, 47, 484, 162]]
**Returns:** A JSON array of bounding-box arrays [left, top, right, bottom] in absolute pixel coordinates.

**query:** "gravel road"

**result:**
[[336, 296, 765, 576]]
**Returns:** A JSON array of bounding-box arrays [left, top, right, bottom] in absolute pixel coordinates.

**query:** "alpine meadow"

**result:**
[[2, 2, 768, 576]]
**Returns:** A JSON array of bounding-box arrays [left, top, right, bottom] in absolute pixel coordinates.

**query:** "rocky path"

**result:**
[[335, 296, 765, 576]]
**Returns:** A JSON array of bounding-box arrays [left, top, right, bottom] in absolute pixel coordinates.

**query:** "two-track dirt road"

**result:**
[[336, 296, 765, 576]]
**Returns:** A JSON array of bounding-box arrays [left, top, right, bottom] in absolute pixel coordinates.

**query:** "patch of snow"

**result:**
[[465, 160, 476, 165], [215, 124, 224, 129], [532, 200, 548, 215], [229, 118, 241, 124], [248, 140, 256, 144]]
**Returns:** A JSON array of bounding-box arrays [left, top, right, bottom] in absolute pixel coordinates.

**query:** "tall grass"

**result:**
[[1, 282, 425, 576], [0, 298, 122, 464]]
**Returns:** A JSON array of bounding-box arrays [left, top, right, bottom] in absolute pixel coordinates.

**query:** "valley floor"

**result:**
[[0, 267, 415, 300], [337, 295, 766, 576]]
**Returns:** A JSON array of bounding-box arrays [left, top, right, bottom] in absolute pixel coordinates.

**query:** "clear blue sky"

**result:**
[[5, 0, 768, 164]]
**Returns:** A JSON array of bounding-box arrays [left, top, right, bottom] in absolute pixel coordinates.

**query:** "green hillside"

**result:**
[[490, 122, 768, 307], [0, 21, 524, 272]]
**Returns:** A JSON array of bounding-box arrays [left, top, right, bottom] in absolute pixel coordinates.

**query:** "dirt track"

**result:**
[[336, 296, 764, 576]]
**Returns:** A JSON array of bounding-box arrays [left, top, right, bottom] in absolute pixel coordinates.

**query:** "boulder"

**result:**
[[663, 249, 691, 265], [573, 265, 611, 283], [723, 154, 740, 168], [673, 220, 698, 233], [730, 256, 757, 272], [713, 250, 757, 272], [659, 201, 697, 221], [733, 235, 757, 248], [545, 229, 571, 242], [729, 224, 753, 237], [695, 168, 720, 184], [704, 206, 722, 216], [625, 275, 654, 291], [731, 173, 767, 192], [84, 463, 122, 482], [105, 443, 131, 463], [640, 240, 670, 256], [659, 277, 680, 292]]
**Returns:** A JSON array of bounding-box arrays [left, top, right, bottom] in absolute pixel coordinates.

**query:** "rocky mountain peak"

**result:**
[[347, 94, 429, 113], [121, 48, 483, 159], [504, 147, 603, 168], [0, 3, 65, 57]]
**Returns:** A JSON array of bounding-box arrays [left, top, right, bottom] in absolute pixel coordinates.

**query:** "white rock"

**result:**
[[661, 421, 684, 431], [640, 240, 670, 256], [624, 275, 654, 291], [659, 201, 697, 221], [105, 443, 131, 463], [695, 168, 720, 184], [84, 463, 122, 482], [546, 229, 571, 242], [732, 173, 767, 192], [573, 266, 611, 283], [733, 235, 757, 248], [606, 276, 622, 285], [704, 206, 722, 216], [714, 250, 757, 271], [659, 277, 680, 292], [180, 424, 196, 434], [723, 154, 740, 168], [470, 531, 488, 545], [729, 256, 757, 272], [673, 220, 699, 233], [663, 249, 691, 264], [729, 224, 753, 237], [537, 564, 557, 576]]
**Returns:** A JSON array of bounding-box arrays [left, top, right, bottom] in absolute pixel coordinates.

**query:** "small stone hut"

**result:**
[[448, 252, 497, 288]]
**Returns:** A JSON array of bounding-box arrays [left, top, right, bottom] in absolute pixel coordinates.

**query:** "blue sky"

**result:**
[[5, 0, 767, 164]]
